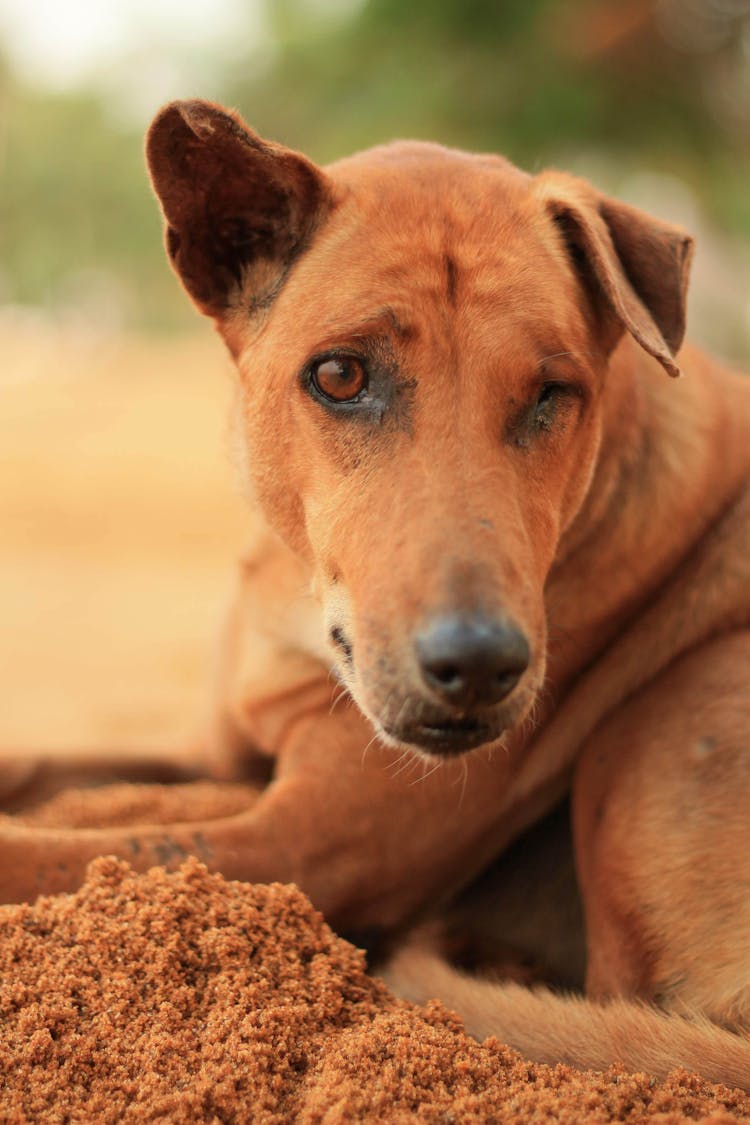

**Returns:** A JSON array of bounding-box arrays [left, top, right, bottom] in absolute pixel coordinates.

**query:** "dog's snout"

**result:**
[[415, 615, 530, 708]]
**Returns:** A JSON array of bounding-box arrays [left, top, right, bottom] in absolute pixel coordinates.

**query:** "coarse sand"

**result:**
[[11, 780, 263, 829], [2, 851, 750, 1123]]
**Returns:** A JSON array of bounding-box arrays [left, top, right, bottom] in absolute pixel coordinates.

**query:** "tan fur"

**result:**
[[3, 100, 750, 1089], [381, 939, 750, 1091]]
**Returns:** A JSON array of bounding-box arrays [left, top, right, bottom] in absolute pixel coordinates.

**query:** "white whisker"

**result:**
[[453, 756, 469, 810], [360, 729, 381, 768], [409, 755, 444, 786], [329, 684, 350, 715]]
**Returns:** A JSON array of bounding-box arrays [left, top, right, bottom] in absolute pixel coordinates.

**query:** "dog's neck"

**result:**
[[543, 336, 745, 703]]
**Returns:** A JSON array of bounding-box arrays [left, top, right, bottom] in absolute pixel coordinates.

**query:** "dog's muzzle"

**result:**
[[380, 613, 530, 756]]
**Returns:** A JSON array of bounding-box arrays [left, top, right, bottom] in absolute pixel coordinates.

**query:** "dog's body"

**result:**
[[3, 101, 750, 1087]]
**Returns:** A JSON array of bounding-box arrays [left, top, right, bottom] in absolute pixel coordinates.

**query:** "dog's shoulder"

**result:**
[[215, 523, 330, 750]]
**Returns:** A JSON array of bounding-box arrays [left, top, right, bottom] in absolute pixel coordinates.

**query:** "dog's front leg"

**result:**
[[236, 700, 525, 933], [574, 629, 750, 1024], [0, 699, 537, 935]]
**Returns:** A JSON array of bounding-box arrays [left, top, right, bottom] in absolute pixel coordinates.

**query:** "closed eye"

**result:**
[[533, 381, 577, 431], [506, 379, 585, 448]]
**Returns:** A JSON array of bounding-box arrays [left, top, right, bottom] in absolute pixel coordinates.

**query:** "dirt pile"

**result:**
[[1, 857, 749, 1124], [10, 779, 261, 829]]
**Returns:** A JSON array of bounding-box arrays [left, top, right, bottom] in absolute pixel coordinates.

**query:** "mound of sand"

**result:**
[[2, 857, 749, 1123]]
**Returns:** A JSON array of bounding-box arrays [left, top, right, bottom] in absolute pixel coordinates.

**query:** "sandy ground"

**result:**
[[0, 321, 248, 757]]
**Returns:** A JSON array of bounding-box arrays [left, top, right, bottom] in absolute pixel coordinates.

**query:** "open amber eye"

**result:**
[[310, 356, 368, 403]]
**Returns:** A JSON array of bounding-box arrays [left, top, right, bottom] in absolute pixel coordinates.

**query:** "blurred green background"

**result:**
[[2, 0, 750, 356]]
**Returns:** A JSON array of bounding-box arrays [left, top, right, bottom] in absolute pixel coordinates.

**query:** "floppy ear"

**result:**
[[145, 100, 333, 318], [535, 172, 694, 377]]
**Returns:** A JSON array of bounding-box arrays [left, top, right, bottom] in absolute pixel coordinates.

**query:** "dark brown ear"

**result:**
[[145, 100, 333, 318], [535, 172, 694, 377]]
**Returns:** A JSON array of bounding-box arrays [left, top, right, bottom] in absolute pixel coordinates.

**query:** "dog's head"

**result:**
[[146, 101, 692, 757]]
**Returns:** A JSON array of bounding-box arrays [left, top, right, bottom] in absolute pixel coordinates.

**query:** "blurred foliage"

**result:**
[[2, 0, 750, 333], [245, 0, 750, 214], [0, 59, 172, 327]]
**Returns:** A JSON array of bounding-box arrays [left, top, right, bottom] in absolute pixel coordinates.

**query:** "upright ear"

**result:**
[[535, 172, 694, 377], [146, 100, 333, 318]]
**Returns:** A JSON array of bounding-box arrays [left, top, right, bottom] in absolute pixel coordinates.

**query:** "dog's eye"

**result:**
[[533, 382, 567, 430], [310, 356, 368, 403]]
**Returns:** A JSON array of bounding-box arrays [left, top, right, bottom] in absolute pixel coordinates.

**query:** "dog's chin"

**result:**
[[348, 670, 539, 759], [373, 699, 530, 758], [385, 716, 503, 757]]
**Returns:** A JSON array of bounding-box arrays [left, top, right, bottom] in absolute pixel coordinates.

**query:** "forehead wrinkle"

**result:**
[[395, 202, 552, 330], [286, 178, 582, 369], [311, 304, 416, 347]]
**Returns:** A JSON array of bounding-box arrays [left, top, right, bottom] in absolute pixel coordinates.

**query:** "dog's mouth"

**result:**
[[383, 714, 500, 756], [330, 616, 537, 758]]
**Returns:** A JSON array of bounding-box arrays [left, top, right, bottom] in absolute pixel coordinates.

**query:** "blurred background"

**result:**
[[1, 0, 749, 755]]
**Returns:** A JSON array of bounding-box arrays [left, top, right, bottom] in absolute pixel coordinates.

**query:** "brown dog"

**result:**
[[3, 100, 750, 1087]]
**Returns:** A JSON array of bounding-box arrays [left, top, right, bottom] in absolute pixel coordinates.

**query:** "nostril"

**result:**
[[415, 614, 530, 707], [496, 669, 522, 692], [430, 662, 462, 689]]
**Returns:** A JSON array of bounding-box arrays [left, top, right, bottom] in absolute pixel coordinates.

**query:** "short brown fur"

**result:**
[[3, 100, 750, 1089]]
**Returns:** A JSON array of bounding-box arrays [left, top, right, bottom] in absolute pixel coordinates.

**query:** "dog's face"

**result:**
[[146, 102, 692, 757]]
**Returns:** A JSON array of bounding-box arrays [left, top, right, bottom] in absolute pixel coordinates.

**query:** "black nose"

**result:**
[[415, 615, 530, 708]]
